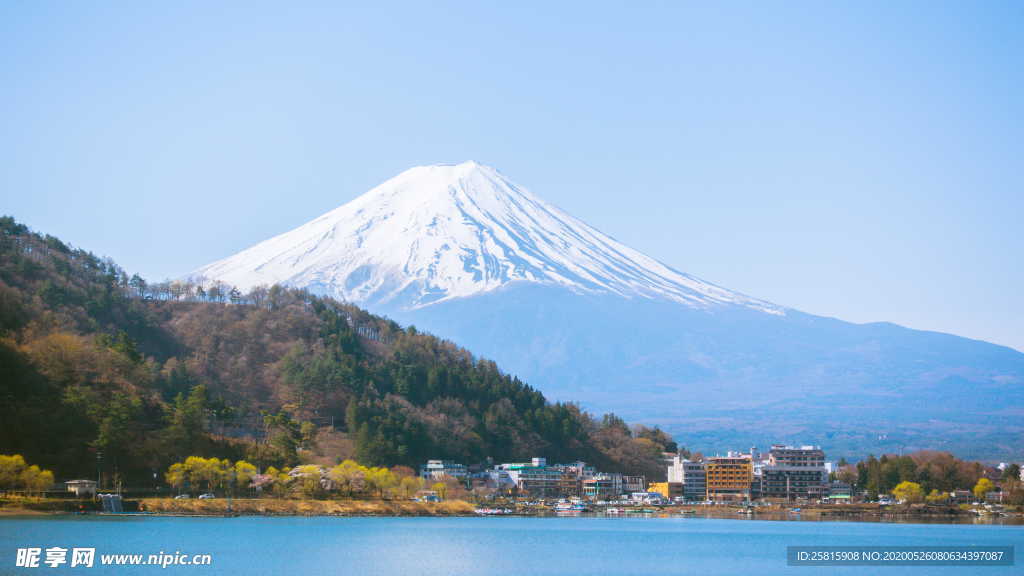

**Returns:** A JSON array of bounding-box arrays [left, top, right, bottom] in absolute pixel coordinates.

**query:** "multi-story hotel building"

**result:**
[[761, 445, 828, 500], [705, 453, 752, 501]]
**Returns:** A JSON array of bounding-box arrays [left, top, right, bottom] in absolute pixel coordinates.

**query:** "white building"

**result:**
[[419, 460, 468, 480], [667, 455, 706, 500], [631, 491, 665, 505], [65, 479, 97, 497], [668, 455, 684, 483]]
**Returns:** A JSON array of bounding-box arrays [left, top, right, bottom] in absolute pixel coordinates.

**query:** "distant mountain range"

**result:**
[[192, 162, 1024, 460]]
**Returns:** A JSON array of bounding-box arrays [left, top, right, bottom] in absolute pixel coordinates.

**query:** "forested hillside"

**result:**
[[0, 217, 675, 486]]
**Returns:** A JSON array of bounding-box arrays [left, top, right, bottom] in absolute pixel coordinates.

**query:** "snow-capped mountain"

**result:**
[[191, 161, 1024, 460], [191, 161, 782, 314]]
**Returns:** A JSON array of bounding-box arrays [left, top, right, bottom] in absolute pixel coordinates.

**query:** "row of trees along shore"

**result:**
[[832, 451, 1024, 505], [889, 478, 998, 505], [164, 456, 449, 500], [5, 448, 1018, 507]]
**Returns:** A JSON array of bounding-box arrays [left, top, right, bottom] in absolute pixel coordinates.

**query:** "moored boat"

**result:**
[[554, 499, 587, 512]]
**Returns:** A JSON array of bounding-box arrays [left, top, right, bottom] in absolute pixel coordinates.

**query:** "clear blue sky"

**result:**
[[2, 1, 1021, 351]]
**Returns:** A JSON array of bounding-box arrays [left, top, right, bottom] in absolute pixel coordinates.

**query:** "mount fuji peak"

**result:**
[[191, 161, 782, 314], [191, 161, 1024, 460]]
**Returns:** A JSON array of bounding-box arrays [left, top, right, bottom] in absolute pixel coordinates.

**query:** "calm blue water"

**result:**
[[1, 516, 1021, 575]]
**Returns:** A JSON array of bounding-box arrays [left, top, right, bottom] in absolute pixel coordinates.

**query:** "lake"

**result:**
[[1, 516, 1021, 575]]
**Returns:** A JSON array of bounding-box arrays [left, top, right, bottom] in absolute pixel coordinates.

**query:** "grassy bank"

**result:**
[[0, 496, 98, 515], [137, 497, 476, 517]]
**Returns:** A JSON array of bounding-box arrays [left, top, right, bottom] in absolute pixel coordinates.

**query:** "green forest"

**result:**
[[0, 216, 676, 487]]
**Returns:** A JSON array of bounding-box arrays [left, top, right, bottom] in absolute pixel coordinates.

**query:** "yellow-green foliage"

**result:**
[[138, 497, 475, 516], [399, 475, 425, 498], [164, 457, 257, 494], [0, 455, 55, 494], [973, 478, 995, 501], [164, 456, 424, 500], [431, 482, 447, 499], [292, 465, 324, 498], [892, 481, 924, 504]]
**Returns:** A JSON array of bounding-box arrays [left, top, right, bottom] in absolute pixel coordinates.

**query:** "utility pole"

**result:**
[[227, 468, 235, 516], [96, 450, 103, 498]]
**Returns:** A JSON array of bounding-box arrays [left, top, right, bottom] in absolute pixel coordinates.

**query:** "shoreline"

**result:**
[[137, 497, 476, 517], [3, 498, 1020, 525]]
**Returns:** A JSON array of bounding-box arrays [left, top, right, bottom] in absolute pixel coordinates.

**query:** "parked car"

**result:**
[[198, 493, 216, 499], [173, 494, 191, 499]]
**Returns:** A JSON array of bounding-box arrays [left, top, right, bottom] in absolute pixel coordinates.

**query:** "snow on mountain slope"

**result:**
[[191, 161, 783, 314]]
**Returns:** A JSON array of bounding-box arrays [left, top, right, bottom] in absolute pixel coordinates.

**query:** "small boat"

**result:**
[[605, 507, 622, 515], [554, 497, 588, 512], [789, 508, 801, 515], [474, 507, 512, 515]]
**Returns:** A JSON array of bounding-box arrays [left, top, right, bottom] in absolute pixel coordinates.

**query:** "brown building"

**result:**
[[705, 454, 752, 502]]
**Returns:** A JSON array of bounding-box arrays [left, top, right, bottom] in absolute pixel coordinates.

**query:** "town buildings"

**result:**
[[424, 457, 644, 499], [760, 445, 829, 500], [510, 462, 581, 497], [647, 482, 682, 500], [705, 453, 753, 502], [665, 445, 833, 502], [667, 455, 707, 501], [622, 475, 646, 495], [423, 441, 836, 503], [583, 473, 623, 499], [825, 482, 852, 503], [419, 460, 468, 481]]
